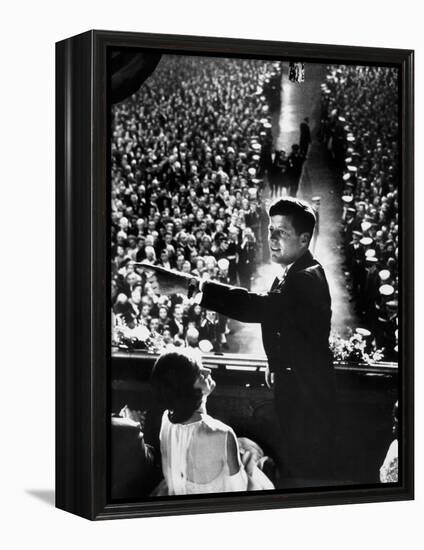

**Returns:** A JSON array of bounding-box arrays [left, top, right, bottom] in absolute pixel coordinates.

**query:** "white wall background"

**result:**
[[0, 0, 421, 547]]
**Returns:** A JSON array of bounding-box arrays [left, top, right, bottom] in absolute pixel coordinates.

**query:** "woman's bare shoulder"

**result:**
[[200, 415, 233, 436]]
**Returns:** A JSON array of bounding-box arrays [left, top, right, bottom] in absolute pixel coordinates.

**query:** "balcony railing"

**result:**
[[112, 349, 398, 376]]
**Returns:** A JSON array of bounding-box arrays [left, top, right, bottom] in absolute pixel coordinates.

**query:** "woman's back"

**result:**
[[160, 410, 248, 495]]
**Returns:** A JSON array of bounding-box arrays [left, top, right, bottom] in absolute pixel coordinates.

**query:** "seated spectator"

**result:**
[[238, 228, 257, 290], [169, 305, 186, 339], [158, 306, 170, 330], [157, 248, 174, 270], [199, 310, 221, 352], [186, 327, 200, 352], [111, 408, 159, 499], [150, 350, 274, 495]]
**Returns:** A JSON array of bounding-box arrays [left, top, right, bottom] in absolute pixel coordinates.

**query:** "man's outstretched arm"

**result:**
[[138, 262, 294, 325], [200, 280, 274, 324]]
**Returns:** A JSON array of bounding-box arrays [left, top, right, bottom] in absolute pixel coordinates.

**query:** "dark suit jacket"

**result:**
[[201, 250, 335, 424], [300, 122, 311, 147], [168, 319, 186, 338]]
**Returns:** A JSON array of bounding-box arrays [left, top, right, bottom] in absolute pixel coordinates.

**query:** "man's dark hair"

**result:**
[[151, 351, 202, 424], [269, 198, 316, 237]]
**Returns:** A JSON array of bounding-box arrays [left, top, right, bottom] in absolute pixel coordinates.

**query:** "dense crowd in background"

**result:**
[[111, 55, 283, 353], [110, 58, 399, 362], [321, 65, 399, 360]]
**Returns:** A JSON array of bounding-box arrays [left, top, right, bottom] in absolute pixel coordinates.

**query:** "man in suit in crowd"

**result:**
[[141, 198, 336, 486], [286, 144, 304, 197], [168, 305, 186, 341], [347, 230, 366, 307], [268, 150, 287, 197], [299, 117, 312, 158]]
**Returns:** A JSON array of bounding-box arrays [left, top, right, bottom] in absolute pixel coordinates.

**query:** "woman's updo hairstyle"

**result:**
[[151, 351, 203, 424]]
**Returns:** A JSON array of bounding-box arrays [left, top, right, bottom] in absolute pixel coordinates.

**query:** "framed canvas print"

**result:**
[[56, 30, 414, 520]]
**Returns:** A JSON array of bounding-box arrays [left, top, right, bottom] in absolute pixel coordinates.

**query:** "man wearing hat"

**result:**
[[362, 256, 380, 318], [142, 198, 336, 486], [375, 295, 398, 360], [342, 207, 357, 247]]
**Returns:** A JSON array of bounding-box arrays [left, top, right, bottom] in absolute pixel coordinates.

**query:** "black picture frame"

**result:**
[[56, 30, 414, 520]]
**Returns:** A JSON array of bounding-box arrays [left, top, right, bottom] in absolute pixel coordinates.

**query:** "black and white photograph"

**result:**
[[110, 51, 401, 500], [3, 0, 423, 541]]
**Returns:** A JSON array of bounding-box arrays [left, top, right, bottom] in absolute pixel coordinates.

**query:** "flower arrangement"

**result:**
[[112, 315, 157, 352], [330, 328, 385, 364]]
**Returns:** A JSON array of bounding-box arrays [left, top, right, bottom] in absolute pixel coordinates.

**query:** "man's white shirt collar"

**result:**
[[278, 263, 294, 282]]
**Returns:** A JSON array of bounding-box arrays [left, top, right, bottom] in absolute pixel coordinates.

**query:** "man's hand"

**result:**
[[119, 405, 146, 428], [264, 366, 274, 389], [136, 262, 199, 296]]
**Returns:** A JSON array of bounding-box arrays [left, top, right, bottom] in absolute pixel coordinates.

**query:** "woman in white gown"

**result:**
[[151, 350, 274, 495]]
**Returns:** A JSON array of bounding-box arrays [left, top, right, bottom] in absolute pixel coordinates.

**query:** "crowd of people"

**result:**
[[109, 59, 401, 502], [111, 55, 283, 353], [111, 58, 399, 362], [321, 65, 399, 360]]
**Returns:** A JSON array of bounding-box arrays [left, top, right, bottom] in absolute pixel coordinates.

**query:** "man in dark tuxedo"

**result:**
[[141, 198, 335, 486], [168, 305, 186, 340]]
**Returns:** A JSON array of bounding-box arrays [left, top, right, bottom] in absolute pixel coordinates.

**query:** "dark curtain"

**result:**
[[111, 51, 162, 104]]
